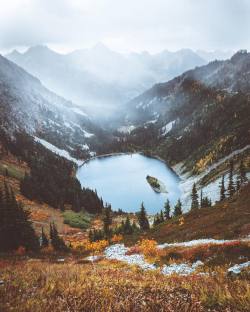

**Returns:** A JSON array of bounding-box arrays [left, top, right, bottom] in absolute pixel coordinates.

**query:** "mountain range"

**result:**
[[6, 44, 208, 121], [123, 50, 250, 175], [1, 45, 249, 174]]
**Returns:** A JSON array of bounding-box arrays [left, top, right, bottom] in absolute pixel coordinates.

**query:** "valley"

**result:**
[[0, 46, 250, 312]]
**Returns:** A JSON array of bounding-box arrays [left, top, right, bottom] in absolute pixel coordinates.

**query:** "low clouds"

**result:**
[[0, 0, 250, 53]]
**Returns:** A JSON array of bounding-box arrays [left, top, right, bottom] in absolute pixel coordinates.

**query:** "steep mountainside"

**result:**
[[147, 183, 250, 243], [125, 50, 250, 174], [6, 45, 206, 120], [0, 54, 109, 160]]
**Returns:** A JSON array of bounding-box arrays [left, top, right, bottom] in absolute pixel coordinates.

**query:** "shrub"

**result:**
[[111, 234, 123, 243], [138, 239, 158, 257], [63, 211, 91, 229], [15, 246, 26, 256]]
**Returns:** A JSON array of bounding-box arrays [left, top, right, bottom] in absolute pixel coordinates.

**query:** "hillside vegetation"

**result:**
[[147, 183, 250, 243], [0, 260, 250, 312]]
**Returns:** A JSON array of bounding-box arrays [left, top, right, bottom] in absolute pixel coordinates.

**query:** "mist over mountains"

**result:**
[[6, 44, 218, 122], [0, 54, 111, 159]]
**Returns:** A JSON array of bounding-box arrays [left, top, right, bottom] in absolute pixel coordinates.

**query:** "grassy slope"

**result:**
[[0, 259, 250, 312], [0, 149, 89, 241], [147, 184, 250, 243]]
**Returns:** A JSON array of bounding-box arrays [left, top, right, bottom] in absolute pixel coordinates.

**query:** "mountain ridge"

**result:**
[[0, 54, 109, 159], [6, 45, 207, 121]]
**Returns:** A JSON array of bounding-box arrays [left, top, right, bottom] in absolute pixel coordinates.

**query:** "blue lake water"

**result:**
[[76, 153, 181, 214]]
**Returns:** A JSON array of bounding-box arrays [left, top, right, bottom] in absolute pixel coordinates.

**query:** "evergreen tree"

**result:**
[[237, 160, 247, 189], [191, 183, 199, 210], [50, 222, 67, 251], [164, 199, 171, 220], [137, 202, 150, 231], [200, 189, 203, 209], [123, 216, 133, 234], [120, 220, 125, 233], [0, 183, 39, 252], [173, 199, 182, 217], [103, 205, 112, 238], [88, 229, 94, 242], [153, 213, 161, 226], [201, 196, 212, 208], [41, 227, 49, 248], [132, 221, 139, 233], [227, 160, 235, 197], [160, 210, 164, 222], [220, 175, 226, 201]]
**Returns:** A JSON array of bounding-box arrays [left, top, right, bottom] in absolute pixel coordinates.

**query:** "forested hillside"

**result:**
[[0, 131, 104, 214], [118, 51, 250, 174]]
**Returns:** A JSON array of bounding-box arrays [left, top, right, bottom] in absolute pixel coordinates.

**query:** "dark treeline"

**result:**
[[0, 183, 39, 252], [220, 159, 248, 201], [0, 130, 104, 214]]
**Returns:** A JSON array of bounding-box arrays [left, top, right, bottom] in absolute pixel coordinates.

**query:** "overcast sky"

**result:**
[[0, 0, 249, 54]]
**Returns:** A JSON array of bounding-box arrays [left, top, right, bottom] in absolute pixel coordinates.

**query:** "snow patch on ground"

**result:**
[[161, 120, 175, 136], [228, 261, 250, 275], [82, 144, 89, 150], [82, 129, 94, 138], [162, 261, 203, 275], [104, 244, 156, 270], [118, 125, 136, 134], [104, 244, 205, 275], [145, 119, 158, 124], [104, 241, 250, 276], [158, 237, 250, 249], [34, 136, 82, 165]]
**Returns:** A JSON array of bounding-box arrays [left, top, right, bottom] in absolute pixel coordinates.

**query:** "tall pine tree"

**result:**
[[227, 160, 235, 197], [174, 199, 182, 217], [237, 160, 247, 190], [160, 210, 164, 222], [191, 183, 199, 210], [103, 205, 112, 238], [50, 222, 67, 251], [164, 199, 171, 220], [220, 175, 226, 201], [123, 216, 133, 234], [137, 202, 150, 231], [41, 227, 49, 248]]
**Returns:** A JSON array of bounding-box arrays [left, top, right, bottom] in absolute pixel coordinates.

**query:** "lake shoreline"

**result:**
[[79, 152, 142, 167], [79, 151, 181, 182], [76, 153, 182, 214]]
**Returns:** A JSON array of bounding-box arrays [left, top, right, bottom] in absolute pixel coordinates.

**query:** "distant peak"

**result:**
[[230, 49, 249, 62], [25, 45, 55, 55], [92, 42, 110, 51], [176, 48, 196, 55], [7, 49, 22, 57]]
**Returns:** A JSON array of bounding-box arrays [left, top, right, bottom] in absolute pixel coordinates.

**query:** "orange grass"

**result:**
[[0, 259, 249, 312]]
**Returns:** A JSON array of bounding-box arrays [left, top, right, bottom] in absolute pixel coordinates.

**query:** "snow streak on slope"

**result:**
[[174, 145, 250, 211], [71, 107, 89, 118], [34, 136, 81, 165]]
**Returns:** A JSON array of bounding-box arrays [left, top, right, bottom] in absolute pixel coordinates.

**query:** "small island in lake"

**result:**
[[146, 175, 168, 193]]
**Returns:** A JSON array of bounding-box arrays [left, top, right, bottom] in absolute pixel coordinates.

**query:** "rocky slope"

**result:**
[[0, 54, 109, 160]]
